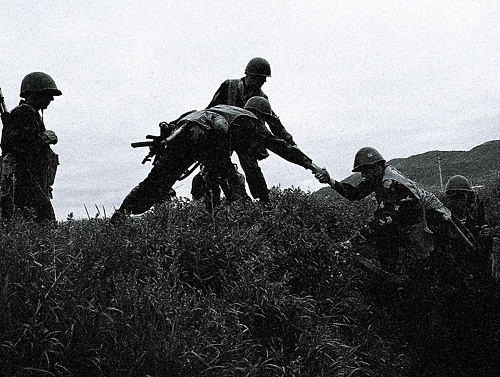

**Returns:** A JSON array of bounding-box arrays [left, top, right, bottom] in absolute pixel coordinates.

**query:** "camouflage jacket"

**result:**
[[334, 165, 447, 245]]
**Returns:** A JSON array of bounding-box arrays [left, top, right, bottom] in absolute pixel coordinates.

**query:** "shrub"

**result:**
[[0, 189, 409, 376]]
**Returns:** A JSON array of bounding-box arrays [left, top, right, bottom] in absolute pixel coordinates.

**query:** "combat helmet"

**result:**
[[352, 147, 386, 172], [20, 72, 62, 98], [445, 175, 473, 193], [244, 96, 274, 117], [245, 57, 272, 77]]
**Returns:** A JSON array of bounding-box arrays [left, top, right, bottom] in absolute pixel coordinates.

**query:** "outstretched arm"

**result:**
[[266, 114, 295, 145]]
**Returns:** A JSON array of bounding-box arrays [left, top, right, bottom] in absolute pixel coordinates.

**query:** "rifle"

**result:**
[[131, 121, 192, 164], [475, 196, 486, 225], [353, 253, 404, 284], [131, 135, 160, 149], [0, 87, 9, 127], [130, 121, 199, 180], [449, 215, 477, 251]]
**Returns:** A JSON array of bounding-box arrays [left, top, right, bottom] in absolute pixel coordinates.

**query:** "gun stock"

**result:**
[[0, 87, 9, 127]]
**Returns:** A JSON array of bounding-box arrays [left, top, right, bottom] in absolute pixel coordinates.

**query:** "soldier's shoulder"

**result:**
[[257, 89, 269, 100], [222, 78, 240, 86], [10, 103, 37, 117]]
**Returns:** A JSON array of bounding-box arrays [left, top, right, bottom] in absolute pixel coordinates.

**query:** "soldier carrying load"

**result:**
[[111, 97, 323, 221]]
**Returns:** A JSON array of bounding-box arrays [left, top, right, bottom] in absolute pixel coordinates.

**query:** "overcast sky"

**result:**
[[1, 1, 498, 220]]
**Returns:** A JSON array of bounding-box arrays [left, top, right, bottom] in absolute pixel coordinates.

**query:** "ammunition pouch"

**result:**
[[406, 220, 434, 260], [1, 153, 17, 176], [47, 150, 59, 188]]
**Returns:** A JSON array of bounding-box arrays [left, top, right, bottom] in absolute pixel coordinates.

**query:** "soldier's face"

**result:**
[[34, 92, 54, 110], [445, 191, 471, 216], [246, 74, 267, 90], [360, 166, 380, 182]]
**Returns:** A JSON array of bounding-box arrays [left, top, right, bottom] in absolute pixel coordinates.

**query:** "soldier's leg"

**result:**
[[0, 174, 14, 220], [117, 123, 206, 216], [237, 151, 269, 202], [117, 155, 194, 215], [220, 165, 251, 203], [10, 172, 55, 223]]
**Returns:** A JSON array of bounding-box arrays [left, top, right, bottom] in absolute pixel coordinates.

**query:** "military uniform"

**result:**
[[1, 101, 58, 222], [429, 185, 496, 375], [334, 165, 448, 270], [191, 164, 248, 208], [207, 78, 295, 202], [329, 162, 452, 372], [115, 105, 312, 216]]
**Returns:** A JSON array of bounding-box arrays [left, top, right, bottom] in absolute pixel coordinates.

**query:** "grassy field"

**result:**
[[0, 181, 498, 376]]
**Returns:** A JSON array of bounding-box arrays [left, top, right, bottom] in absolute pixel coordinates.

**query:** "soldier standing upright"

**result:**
[[0, 72, 61, 223], [204, 57, 296, 203]]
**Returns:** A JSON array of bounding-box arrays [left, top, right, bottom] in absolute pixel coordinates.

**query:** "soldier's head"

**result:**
[[20, 72, 61, 111], [444, 175, 475, 214], [244, 96, 275, 122], [352, 147, 386, 181], [244, 57, 271, 90]]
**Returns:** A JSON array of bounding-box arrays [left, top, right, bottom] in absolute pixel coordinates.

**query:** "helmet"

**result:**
[[352, 147, 385, 172], [245, 57, 271, 77], [244, 96, 273, 116], [20, 72, 62, 97], [445, 175, 473, 193]]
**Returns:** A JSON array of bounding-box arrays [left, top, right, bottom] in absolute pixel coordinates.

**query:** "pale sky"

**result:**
[[1, 1, 498, 220]]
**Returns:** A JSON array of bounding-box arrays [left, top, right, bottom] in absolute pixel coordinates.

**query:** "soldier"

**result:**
[[314, 147, 453, 374], [112, 97, 318, 220], [206, 57, 296, 203], [315, 147, 451, 272], [0, 72, 61, 223], [436, 175, 493, 285], [191, 163, 248, 209], [430, 175, 497, 375]]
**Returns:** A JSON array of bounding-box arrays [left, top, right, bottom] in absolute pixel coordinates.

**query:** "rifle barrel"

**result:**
[[131, 141, 154, 148]]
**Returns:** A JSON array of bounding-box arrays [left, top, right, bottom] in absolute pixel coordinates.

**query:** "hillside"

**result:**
[[1, 183, 499, 376], [317, 140, 500, 195], [0, 190, 407, 377]]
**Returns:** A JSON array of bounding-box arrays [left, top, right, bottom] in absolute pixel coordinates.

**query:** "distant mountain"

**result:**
[[389, 140, 500, 190], [316, 140, 500, 195]]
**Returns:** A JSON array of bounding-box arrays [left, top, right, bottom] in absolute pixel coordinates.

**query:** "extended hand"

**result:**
[[315, 168, 331, 184]]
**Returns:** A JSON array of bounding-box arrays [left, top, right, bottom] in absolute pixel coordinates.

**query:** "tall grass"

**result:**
[[1, 188, 409, 376]]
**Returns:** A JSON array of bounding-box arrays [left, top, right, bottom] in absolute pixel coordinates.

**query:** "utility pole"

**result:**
[[437, 154, 444, 191]]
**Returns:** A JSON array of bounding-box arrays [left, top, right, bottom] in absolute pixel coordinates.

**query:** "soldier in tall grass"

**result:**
[[112, 97, 320, 221], [191, 163, 247, 207], [315, 147, 451, 272], [314, 147, 453, 374], [429, 174, 497, 376], [0, 72, 61, 223]]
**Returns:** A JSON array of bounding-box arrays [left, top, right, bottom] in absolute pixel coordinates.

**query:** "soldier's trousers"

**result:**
[[0, 171, 55, 223], [237, 150, 269, 202]]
